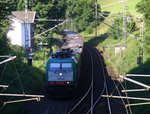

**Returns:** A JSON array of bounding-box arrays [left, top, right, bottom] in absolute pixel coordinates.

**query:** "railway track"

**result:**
[[21, 44, 127, 114], [67, 44, 112, 114]]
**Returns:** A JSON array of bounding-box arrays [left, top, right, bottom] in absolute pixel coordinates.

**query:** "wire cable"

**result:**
[[0, 104, 5, 112], [112, 80, 129, 114], [119, 81, 132, 114], [0, 62, 8, 82], [99, 13, 140, 40], [110, 81, 120, 95], [12, 60, 25, 94]]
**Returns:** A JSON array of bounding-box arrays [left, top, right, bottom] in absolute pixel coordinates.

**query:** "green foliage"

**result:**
[[30, 0, 67, 44], [15, 0, 67, 40], [17, 0, 24, 11], [0, 0, 14, 19], [108, 13, 137, 40], [136, 0, 150, 25], [143, 29, 150, 55], [85, 26, 94, 34], [136, 0, 150, 54], [0, 0, 16, 54], [0, 47, 45, 114], [14, 0, 100, 33], [52, 45, 59, 53], [66, 0, 100, 32]]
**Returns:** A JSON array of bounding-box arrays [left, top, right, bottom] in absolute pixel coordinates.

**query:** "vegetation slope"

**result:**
[[83, 0, 150, 114]]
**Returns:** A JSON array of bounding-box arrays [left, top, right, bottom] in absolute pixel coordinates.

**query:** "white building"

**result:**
[[7, 11, 36, 48], [115, 44, 127, 54]]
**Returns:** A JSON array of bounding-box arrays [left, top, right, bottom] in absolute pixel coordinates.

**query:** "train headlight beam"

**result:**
[[59, 72, 63, 76]]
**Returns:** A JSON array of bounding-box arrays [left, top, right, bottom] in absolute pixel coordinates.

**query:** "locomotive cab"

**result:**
[[46, 30, 83, 97], [48, 60, 75, 86], [46, 58, 77, 96]]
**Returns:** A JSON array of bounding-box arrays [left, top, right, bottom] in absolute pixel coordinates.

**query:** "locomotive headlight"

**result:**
[[59, 72, 63, 76]]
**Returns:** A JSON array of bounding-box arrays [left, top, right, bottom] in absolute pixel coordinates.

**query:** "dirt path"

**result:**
[[101, 0, 128, 9]]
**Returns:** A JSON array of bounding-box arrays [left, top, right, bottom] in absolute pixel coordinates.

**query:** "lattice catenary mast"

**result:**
[[123, 0, 127, 44]]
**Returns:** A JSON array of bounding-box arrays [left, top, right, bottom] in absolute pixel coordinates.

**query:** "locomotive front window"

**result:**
[[62, 63, 72, 71], [62, 63, 71, 68], [50, 63, 60, 71]]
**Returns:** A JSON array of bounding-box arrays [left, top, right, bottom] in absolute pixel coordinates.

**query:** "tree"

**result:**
[[66, 0, 100, 32], [17, 0, 24, 11], [136, 0, 150, 54], [108, 13, 136, 40], [0, 0, 15, 54], [15, 0, 100, 34], [16, 0, 67, 32]]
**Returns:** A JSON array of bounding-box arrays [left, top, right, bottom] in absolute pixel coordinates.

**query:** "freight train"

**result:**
[[46, 30, 83, 96]]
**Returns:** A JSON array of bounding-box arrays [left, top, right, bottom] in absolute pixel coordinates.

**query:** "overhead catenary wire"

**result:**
[[99, 13, 141, 40], [119, 81, 132, 114], [103, 12, 144, 109], [31, 20, 68, 40], [101, 21, 123, 35], [33, 19, 66, 21], [109, 81, 120, 95], [0, 61, 8, 82], [12, 59, 25, 94], [0, 105, 5, 112], [0, 64, 44, 97], [111, 80, 129, 114]]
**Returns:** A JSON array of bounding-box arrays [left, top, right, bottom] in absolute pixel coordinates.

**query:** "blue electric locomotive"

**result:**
[[46, 30, 83, 96]]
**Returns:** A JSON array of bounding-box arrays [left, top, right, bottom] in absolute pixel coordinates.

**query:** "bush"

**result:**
[[85, 26, 93, 34], [108, 13, 137, 40]]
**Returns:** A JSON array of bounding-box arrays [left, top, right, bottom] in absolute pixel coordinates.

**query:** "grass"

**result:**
[[83, 8, 150, 113], [98, 0, 120, 6], [101, 0, 142, 16], [100, 35, 140, 74], [82, 0, 150, 114], [0, 45, 52, 114]]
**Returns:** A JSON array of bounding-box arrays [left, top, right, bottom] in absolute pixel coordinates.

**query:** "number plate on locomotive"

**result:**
[[57, 77, 65, 81]]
